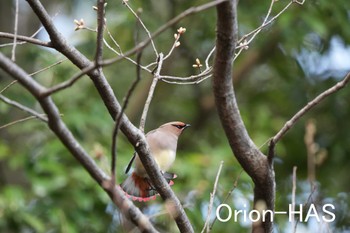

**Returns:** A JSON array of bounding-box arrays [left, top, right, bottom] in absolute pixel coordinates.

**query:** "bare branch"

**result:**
[[160, 68, 212, 84], [0, 80, 18, 94], [95, 0, 106, 65], [291, 166, 297, 230], [0, 32, 52, 48], [272, 72, 350, 145], [39, 64, 96, 97], [139, 53, 164, 132], [0, 115, 46, 130], [111, 51, 142, 181], [210, 169, 243, 230], [11, 0, 19, 61], [0, 94, 48, 122], [123, 0, 158, 57], [234, 0, 297, 61], [201, 161, 224, 233], [29, 58, 67, 76], [25, 1, 193, 231], [213, 1, 275, 232], [101, 0, 228, 68], [0, 51, 158, 232]]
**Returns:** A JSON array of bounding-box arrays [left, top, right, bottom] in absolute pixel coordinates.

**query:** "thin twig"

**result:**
[[29, 58, 67, 76], [101, 0, 228, 68], [112, 25, 144, 179], [293, 184, 317, 233], [104, 27, 152, 73], [291, 166, 297, 229], [95, 0, 106, 65], [205, 47, 216, 69], [210, 169, 243, 230], [0, 80, 18, 94], [201, 161, 224, 233], [139, 53, 164, 132], [11, 0, 19, 61], [0, 115, 46, 130], [123, 0, 158, 57], [40, 64, 97, 97], [0, 32, 51, 48], [111, 32, 143, 182], [43, 0, 226, 93], [234, 0, 296, 62], [0, 94, 48, 122], [272, 72, 350, 144]]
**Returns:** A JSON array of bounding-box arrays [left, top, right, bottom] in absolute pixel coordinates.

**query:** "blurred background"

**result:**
[[0, 0, 350, 232]]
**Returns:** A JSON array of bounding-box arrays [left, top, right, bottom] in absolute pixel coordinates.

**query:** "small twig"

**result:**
[[291, 166, 297, 229], [101, 0, 228, 68], [40, 63, 97, 97], [95, 0, 106, 65], [293, 184, 317, 233], [29, 58, 67, 76], [234, 0, 297, 62], [205, 47, 216, 69], [272, 72, 350, 145], [104, 27, 152, 73], [0, 80, 18, 94], [111, 39, 143, 182], [0, 94, 48, 122], [159, 68, 212, 83], [139, 53, 164, 132], [0, 115, 47, 130], [123, 0, 158, 57], [0, 31, 51, 48], [201, 161, 224, 233], [210, 169, 243, 230], [11, 0, 19, 61]]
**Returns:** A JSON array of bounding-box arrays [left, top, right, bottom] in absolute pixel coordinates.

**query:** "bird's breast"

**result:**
[[154, 149, 176, 172]]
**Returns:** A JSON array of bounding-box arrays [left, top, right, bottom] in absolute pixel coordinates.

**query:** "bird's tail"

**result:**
[[120, 172, 177, 202]]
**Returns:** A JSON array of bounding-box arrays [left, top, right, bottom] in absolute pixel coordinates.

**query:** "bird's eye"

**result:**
[[172, 124, 184, 129]]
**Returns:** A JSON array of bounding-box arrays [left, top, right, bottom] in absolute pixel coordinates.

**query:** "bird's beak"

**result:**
[[184, 124, 191, 129]]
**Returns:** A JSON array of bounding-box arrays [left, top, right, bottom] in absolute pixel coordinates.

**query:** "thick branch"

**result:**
[[0, 51, 158, 233], [25, 0, 192, 231], [212, 0, 265, 183], [213, 1, 274, 233], [272, 72, 350, 144]]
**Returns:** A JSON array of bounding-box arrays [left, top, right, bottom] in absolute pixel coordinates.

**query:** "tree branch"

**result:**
[[0, 51, 158, 233], [213, 1, 275, 232], [24, 1, 193, 232], [272, 72, 350, 145], [0, 94, 48, 122], [139, 53, 163, 132], [95, 0, 105, 65]]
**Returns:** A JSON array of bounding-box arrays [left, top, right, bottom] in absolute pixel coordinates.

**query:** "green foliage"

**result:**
[[1, 0, 350, 232]]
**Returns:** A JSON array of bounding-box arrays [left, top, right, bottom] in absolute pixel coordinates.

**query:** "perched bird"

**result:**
[[120, 121, 190, 202]]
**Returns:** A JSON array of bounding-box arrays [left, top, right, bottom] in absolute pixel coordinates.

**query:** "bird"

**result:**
[[120, 121, 190, 202]]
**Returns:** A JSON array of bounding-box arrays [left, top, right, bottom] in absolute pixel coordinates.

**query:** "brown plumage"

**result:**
[[120, 121, 190, 202]]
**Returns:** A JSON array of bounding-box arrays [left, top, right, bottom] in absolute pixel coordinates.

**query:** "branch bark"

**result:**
[[212, 1, 275, 232], [0, 51, 157, 232], [21, 0, 193, 232]]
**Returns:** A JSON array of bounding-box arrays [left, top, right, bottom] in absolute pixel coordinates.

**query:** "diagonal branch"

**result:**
[[0, 94, 48, 122], [139, 53, 163, 132], [213, 1, 275, 232], [271, 72, 350, 145], [25, 1, 193, 232], [0, 51, 158, 233]]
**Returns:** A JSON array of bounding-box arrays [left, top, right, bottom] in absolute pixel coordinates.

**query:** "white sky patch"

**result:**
[[296, 36, 350, 79]]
